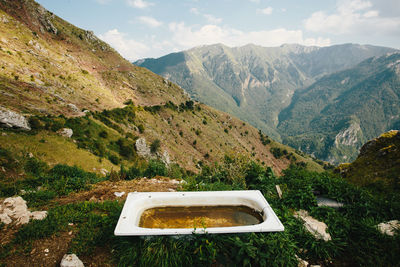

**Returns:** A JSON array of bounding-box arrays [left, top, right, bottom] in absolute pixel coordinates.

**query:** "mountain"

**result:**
[[279, 53, 400, 163], [135, 43, 397, 141], [0, 0, 324, 175], [336, 130, 400, 194]]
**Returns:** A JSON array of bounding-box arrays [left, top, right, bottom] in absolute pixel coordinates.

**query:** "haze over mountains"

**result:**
[[136, 43, 400, 163]]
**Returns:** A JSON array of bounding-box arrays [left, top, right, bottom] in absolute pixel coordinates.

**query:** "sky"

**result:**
[[35, 0, 400, 61]]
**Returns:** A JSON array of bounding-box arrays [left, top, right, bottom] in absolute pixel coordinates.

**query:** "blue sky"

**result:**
[[36, 0, 400, 61]]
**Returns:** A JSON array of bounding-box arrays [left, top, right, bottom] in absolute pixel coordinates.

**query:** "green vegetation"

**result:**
[[1, 139, 399, 266]]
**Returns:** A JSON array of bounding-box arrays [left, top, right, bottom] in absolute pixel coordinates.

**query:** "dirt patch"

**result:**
[[54, 176, 184, 205], [3, 231, 73, 267]]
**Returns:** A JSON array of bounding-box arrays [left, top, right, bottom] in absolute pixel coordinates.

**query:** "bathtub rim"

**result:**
[[114, 190, 284, 236]]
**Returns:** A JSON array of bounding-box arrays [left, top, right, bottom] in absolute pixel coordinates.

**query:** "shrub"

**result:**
[[150, 139, 161, 154], [144, 160, 167, 177]]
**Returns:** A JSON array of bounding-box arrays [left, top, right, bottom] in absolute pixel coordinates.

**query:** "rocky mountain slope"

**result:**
[[0, 0, 323, 175], [336, 130, 400, 194], [136, 43, 397, 141], [279, 53, 400, 163]]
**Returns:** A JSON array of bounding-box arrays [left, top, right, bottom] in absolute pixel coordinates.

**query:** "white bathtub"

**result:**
[[114, 190, 284, 236]]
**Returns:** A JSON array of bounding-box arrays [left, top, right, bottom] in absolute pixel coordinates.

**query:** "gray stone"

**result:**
[[135, 137, 151, 158], [57, 128, 73, 138], [0, 107, 31, 130], [60, 254, 84, 267], [377, 220, 400, 236], [294, 210, 332, 241]]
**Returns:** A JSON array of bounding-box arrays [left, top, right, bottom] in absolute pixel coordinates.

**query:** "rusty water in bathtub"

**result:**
[[139, 205, 263, 229]]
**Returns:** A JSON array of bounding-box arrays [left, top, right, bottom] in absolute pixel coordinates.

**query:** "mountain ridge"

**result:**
[[135, 43, 399, 162]]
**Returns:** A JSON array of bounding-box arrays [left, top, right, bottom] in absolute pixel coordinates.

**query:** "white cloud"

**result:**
[[99, 29, 149, 61], [138, 16, 162, 27], [248, 0, 260, 3], [168, 22, 330, 49], [189, 8, 222, 24], [304, 0, 400, 35], [126, 0, 154, 9], [203, 14, 222, 24], [257, 7, 273, 15]]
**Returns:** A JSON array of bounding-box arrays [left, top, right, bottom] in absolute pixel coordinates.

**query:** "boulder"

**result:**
[[60, 254, 84, 267], [294, 210, 332, 241], [0, 107, 31, 130], [377, 220, 400, 236], [57, 128, 73, 138], [0, 196, 47, 225], [67, 103, 80, 113]]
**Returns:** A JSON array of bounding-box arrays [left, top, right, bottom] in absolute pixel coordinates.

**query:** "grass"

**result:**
[[0, 130, 115, 174], [1, 149, 399, 266]]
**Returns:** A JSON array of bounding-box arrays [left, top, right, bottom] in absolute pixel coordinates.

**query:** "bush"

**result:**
[[144, 160, 167, 177], [150, 139, 161, 154]]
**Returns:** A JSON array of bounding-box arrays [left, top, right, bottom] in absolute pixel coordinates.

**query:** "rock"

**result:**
[[57, 128, 73, 138], [0, 213, 12, 224], [0, 196, 47, 225], [30, 211, 47, 220], [114, 192, 125, 198], [295, 255, 308, 267], [1, 15, 9, 23], [37, 4, 58, 35], [67, 103, 80, 113], [100, 168, 109, 176], [88, 196, 99, 202], [294, 210, 332, 241], [275, 185, 282, 199], [135, 137, 151, 158], [160, 150, 171, 165], [377, 220, 400, 236], [0, 106, 31, 130], [60, 254, 84, 267]]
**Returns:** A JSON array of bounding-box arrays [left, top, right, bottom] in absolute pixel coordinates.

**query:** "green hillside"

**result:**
[[279, 53, 400, 163]]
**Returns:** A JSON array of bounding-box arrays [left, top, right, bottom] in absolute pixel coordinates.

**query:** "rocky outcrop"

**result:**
[[60, 254, 84, 267], [57, 128, 73, 138], [135, 137, 151, 158], [0, 106, 31, 130], [294, 210, 332, 241], [0, 196, 47, 225], [334, 123, 361, 147]]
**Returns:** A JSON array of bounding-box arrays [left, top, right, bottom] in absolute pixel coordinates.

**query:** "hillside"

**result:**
[[0, 0, 324, 175], [279, 53, 400, 163], [336, 130, 400, 194], [135, 43, 397, 141]]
